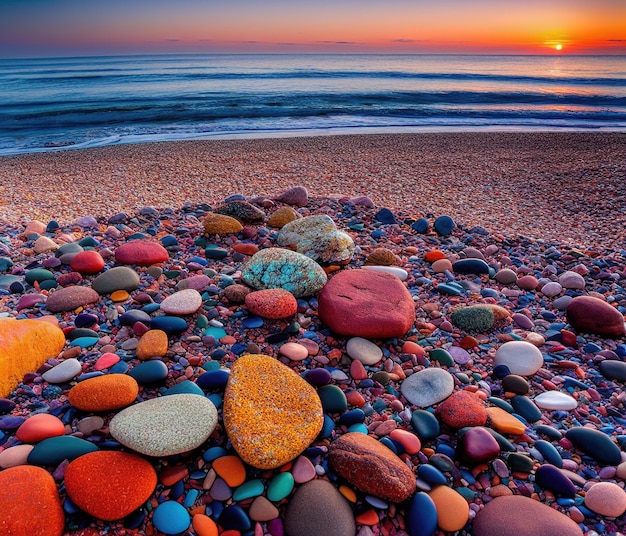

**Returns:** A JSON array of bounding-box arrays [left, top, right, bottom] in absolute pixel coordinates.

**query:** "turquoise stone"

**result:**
[[204, 326, 227, 339], [347, 423, 368, 434], [152, 501, 190, 535], [487, 397, 514, 413], [233, 479, 265, 501], [24, 268, 55, 285], [128, 360, 169, 384], [534, 439, 563, 468], [69, 336, 99, 348], [28, 436, 99, 466], [163, 380, 205, 397], [411, 409, 441, 441], [428, 348, 454, 367], [267, 471, 295, 502], [317, 384, 347, 413], [417, 464, 447, 485], [565, 427, 622, 465]]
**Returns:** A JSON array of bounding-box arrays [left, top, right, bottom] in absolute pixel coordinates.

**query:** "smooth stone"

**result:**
[[318, 268, 416, 338], [233, 479, 265, 501], [120, 309, 152, 326], [584, 482, 626, 517], [317, 384, 348, 413], [541, 281, 563, 297], [17, 293, 47, 310], [485, 406, 527, 435], [566, 295, 626, 337], [136, 329, 169, 359], [0, 444, 34, 468], [242, 248, 327, 298], [64, 450, 157, 520], [27, 435, 99, 466], [203, 212, 244, 235], [34, 236, 59, 254], [15, 413, 65, 443], [150, 315, 188, 334], [458, 426, 500, 464], [69, 250, 105, 274], [109, 394, 218, 456], [517, 275, 539, 290], [292, 455, 317, 483], [534, 391, 577, 410], [279, 342, 309, 361], [411, 409, 441, 441], [219, 504, 252, 532], [41, 358, 82, 384], [472, 495, 583, 536], [329, 432, 416, 502], [249, 495, 280, 522], [0, 465, 65, 536], [418, 463, 447, 485], [163, 380, 205, 396], [160, 288, 203, 315], [406, 492, 438, 536], [599, 359, 626, 381], [362, 265, 408, 281], [494, 340, 544, 376], [535, 464, 577, 497], [346, 336, 383, 365], [24, 268, 55, 285], [432, 258, 453, 273], [152, 500, 191, 535], [401, 368, 454, 407], [0, 318, 66, 397], [212, 455, 246, 487], [128, 359, 169, 384], [429, 348, 454, 366], [501, 374, 529, 395], [448, 346, 471, 365], [495, 268, 517, 285], [267, 471, 295, 501], [304, 367, 332, 387], [223, 354, 323, 469], [411, 217, 430, 233], [284, 480, 355, 536], [196, 369, 230, 389], [512, 312, 534, 330], [565, 427, 622, 465], [115, 239, 169, 266], [274, 185, 309, 206], [559, 270, 586, 290], [45, 285, 99, 313], [427, 485, 469, 532], [433, 215, 454, 236], [437, 390, 487, 428], [245, 288, 298, 319], [510, 395, 542, 423], [452, 258, 490, 275], [92, 266, 140, 294], [68, 374, 139, 411]]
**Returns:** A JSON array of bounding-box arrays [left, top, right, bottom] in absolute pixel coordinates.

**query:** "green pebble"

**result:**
[[487, 397, 514, 413], [196, 314, 209, 329], [147, 266, 163, 279], [506, 452, 534, 473], [317, 385, 347, 413], [267, 471, 294, 502], [233, 479, 265, 501], [428, 349, 454, 367], [25, 268, 55, 285], [454, 373, 470, 384]]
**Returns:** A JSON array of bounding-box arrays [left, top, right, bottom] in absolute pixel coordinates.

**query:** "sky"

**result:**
[[1, 0, 625, 57]]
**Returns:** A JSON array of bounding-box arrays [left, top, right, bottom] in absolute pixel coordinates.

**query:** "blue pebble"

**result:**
[[69, 336, 99, 348], [203, 446, 228, 462], [196, 369, 230, 389], [183, 489, 200, 508], [436, 283, 463, 296], [151, 315, 188, 334], [163, 380, 205, 396], [371, 229, 386, 239], [375, 208, 398, 225], [411, 217, 429, 234], [109, 361, 129, 374], [170, 479, 185, 500], [152, 501, 190, 535], [207, 393, 223, 408], [493, 364, 511, 379], [242, 316, 264, 329], [128, 360, 168, 384], [405, 492, 438, 536], [219, 504, 252, 531], [379, 437, 398, 454], [434, 215, 454, 236], [338, 408, 366, 425], [452, 258, 490, 275], [417, 464, 447, 485]]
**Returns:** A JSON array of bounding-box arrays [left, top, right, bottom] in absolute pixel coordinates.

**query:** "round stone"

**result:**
[[204, 212, 244, 235], [433, 215, 454, 236], [109, 394, 218, 456], [245, 288, 298, 319], [366, 247, 396, 266], [541, 281, 563, 297], [584, 482, 626, 517], [558, 270, 586, 290], [136, 329, 169, 360], [214, 200, 265, 223], [274, 185, 309, 207], [318, 268, 415, 339], [516, 275, 539, 290], [501, 374, 529, 395], [346, 337, 383, 365], [268, 206, 301, 228], [284, 480, 355, 536], [45, 285, 100, 313], [0, 465, 65, 536], [160, 288, 203, 315], [0, 444, 34, 468], [566, 295, 625, 337], [223, 354, 323, 469], [92, 266, 140, 294], [153, 500, 191, 535], [534, 464, 577, 497], [472, 495, 583, 536], [278, 342, 309, 361], [458, 426, 500, 465], [534, 391, 577, 410], [69, 250, 105, 274], [495, 268, 517, 285], [64, 450, 157, 520], [400, 368, 454, 407], [437, 390, 487, 428], [41, 358, 82, 384], [114, 239, 169, 266], [15, 413, 65, 443], [28, 436, 99, 466], [128, 359, 169, 384], [329, 432, 416, 502], [68, 374, 139, 412], [494, 341, 544, 376], [427, 485, 469, 532]]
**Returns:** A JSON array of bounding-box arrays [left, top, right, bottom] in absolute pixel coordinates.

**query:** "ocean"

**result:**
[[0, 53, 625, 156]]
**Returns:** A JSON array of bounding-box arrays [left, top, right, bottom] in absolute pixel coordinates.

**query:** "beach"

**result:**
[[1, 132, 625, 250], [1, 131, 626, 535]]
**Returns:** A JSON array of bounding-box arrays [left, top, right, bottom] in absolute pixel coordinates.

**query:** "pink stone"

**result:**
[[273, 186, 309, 207], [389, 429, 421, 454], [94, 352, 121, 371], [17, 294, 47, 311], [516, 275, 539, 291], [584, 482, 626, 517], [160, 289, 203, 315], [349, 359, 368, 380], [318, 269, 415, 339], [45, 285, 100, 313], [292, 455, 316, 483], [114, 240, 169, 266], [0, 444, 34, 468], [278, 342, 309, 362]]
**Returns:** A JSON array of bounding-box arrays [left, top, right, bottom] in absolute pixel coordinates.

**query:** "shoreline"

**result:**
[[2, 131, 625, 250]]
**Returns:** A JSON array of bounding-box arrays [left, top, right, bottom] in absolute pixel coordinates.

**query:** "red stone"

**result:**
[[318, 269, 416, 339], [15, 413, 65, 443], [245, 288, 298, 319], [232, 242, 259, 255], [516, 275, 539, 291], [69, 250, 105, 274], [566, 296, 625, 337], [457, 426, 500, 465], [114, 239, 169, 266], [437, 390, 487, 428]]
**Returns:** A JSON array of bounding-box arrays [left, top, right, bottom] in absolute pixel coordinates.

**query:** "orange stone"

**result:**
[[192, 514, 219, 536], [356, 509, 380, 525], [0, 318, 66, 397], [136, 329, 169, 360], [268, 206, 300, 228], [68, 374, 139, 412], [232, 242, 259, 255], [428, 485, 469, 532], [223, 354, 323, 469], [401, 340, 426, 356], [64, 450, 157, 521], [15, 413, 65, 443], [486, 406, 527, 435], [110, 289, 130, 302], [212, 455, 247, 487], [424, 250, 446, 263], [0, 465, 65, 536], [204, 213, 244, 235]]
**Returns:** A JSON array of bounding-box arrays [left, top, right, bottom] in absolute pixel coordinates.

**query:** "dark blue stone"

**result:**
[[436, 283, 463, 296], [599, 360, 626, 381], [338, 408, 365, 426], [75, 313, 99, 328], [120, 309, 152, 326], [405, 492, 438, 536], [304, 368, 331, 387], [46, 220, 60, 232], [534, 439, 563, 467], [109, 361, 129, 374], [150, 315, 188, 334], [219, 504, 252, 531], [0, 398, 17, 414], [160, 235, 179, 247], [434, 215, 454, 236], [9, 281, 25, 293], [242, 316, 264, 329], [67, 328, 99, 341], [411, 409, 440, 441], [411, 218, 430, 234], [510, 395, 542, 423], [534, 425, 563, 441], [375, 208, 398, 225], [319, 414, 335, 438], [452, 258, 490, 275], [265, 332, 290, 344], [196, 369, 230, 389], [535, 464, 576, 497], [0, 416, 25, 430], [417, 464, 447, 485], [378, 436, 398, 454], [565, 427, 622, 465], [230, 343, 247, 355], [205, 247, 229, 259], [128, 360, 169, 384], [371, 229, 385, 239]]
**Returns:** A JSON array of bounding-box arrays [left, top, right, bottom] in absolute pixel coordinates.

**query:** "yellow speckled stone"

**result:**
[[223, 354, 323, 469], [0, 318, 66, 397], [203, 213, 243, 235], [486, 406, 527, 435], [136, 329, 169, 360]]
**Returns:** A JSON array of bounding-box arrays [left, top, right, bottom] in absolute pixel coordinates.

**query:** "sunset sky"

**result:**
[[1, 0, 625, 57]]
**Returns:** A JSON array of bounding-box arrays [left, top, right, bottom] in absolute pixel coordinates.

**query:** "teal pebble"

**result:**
[[150, 315, 188, 334], [163, 380, 205, 396], [428, 348, 454, 367], [204, 326, 227, 339], [510, 395, 542, 423], [267, 471, 295, 502], [25, 268, 55, 284], [183, 489, 199, 508], [317, 384, 348, 413], [69, 336, 99, 348], [534, 439, 563, 468], [128, 360, 169, 384], [565, 427, 622, 465], [411, 409, 441, 441], [233, 479, 265, 501], [152, 501, 190, 535], [348, 423, 369, 434], [203, 446, 228, 462], [28, 436, 99, 466]]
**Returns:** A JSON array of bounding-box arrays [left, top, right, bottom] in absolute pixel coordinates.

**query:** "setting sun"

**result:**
[[555, 43, 563, 51]]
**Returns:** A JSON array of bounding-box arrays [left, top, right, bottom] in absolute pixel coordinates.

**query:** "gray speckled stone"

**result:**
[[400, 368, 454, 407]]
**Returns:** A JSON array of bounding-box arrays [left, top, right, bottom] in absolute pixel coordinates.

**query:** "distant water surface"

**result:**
[[0, 54, 625, 155]]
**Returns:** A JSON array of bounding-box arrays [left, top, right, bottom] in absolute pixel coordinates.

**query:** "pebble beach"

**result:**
[[1, 131, 626, 536]]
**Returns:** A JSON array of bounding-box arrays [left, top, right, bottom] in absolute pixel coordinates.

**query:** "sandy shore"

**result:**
[[1, 132, 625, 250]]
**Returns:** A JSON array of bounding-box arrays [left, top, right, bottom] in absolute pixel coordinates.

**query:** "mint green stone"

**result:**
[[204, 326, 227, 339], [233, 479, 265, 501], [196, 314, 209, 329], [317, 384, 347, 413], [267, 471, 295, 502], [429, 349, 454, 367]]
